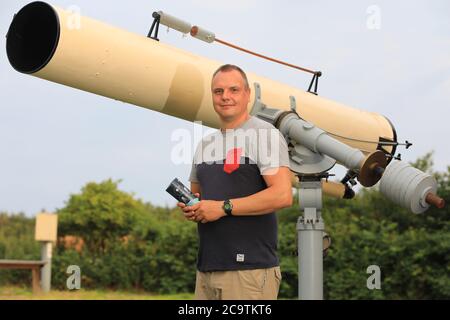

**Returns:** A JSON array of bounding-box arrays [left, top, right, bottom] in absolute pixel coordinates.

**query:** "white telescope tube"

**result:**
[[5, 1, 397, 158]]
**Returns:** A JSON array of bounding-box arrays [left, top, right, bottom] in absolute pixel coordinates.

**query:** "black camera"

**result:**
[[166, 178, 199, 206]]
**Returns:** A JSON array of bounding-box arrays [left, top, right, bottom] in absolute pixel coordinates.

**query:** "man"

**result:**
[[177, 64, 292, 300]]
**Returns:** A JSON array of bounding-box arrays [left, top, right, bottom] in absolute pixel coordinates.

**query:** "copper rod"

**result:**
[[215, 37, 318, 75], [425, 193, 445, 209]]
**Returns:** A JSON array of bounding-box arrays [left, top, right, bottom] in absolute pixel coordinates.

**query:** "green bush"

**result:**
[[141, 220, 198, 293]]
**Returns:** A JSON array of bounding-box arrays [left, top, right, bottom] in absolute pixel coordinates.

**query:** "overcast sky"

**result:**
[[1, 0, 449, 216]]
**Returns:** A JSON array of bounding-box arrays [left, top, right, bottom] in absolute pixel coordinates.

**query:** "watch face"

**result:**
[[224, 203, 231, 210]]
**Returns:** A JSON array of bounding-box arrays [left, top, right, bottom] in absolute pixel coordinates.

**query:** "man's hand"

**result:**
[[176, 192, 200, 221], [177, 193, 225, 223]]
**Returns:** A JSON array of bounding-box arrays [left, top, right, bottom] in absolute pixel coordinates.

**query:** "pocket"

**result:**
[[238, 269, 267, 292], [274, 266, 282, 286]]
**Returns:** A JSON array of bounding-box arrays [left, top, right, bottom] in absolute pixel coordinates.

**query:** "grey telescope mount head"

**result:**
[[250, 83, 387, 188], [250, 83, 444, 213]]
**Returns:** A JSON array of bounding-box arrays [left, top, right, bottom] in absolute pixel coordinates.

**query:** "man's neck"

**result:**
[[220, 113, 251, 131]]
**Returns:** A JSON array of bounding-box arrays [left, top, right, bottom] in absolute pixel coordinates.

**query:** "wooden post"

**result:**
[[31, 267, 41, 294]]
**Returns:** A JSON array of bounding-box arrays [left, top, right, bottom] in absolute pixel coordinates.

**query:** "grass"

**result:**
[[0, 285, 194, 300]]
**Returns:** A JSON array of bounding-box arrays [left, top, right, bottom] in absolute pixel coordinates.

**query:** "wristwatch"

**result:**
[[222, 199, 233, 216]]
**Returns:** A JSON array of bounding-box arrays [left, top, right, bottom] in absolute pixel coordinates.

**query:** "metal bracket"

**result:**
[[147, 12, 161, 41], [249, 82, 282, 125], [251, 82, 298, 117], [250, 82, 295, 124], [249, 82, 265, 116], [250, 82, 335, 175], [307, 71, 322, 95], [289, 95, 297, 112]]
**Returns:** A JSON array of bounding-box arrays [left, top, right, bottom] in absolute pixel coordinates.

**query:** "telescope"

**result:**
[[6, 1, 445, 299]]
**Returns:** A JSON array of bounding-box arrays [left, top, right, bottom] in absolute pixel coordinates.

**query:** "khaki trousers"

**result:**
[[194, 266, 282, 300]]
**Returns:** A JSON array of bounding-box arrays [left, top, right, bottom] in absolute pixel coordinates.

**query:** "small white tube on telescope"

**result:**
[[190, 25, 215, 43], [157, 11, 192, 34]]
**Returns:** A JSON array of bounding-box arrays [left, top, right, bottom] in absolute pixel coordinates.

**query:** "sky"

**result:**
[[0, 0, 449, 216]]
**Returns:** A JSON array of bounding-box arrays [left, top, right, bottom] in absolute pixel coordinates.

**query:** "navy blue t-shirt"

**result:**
[[189, 116, 290, 272]]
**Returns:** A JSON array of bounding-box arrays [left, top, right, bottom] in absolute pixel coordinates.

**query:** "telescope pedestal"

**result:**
[[297, 177, 325, 300]]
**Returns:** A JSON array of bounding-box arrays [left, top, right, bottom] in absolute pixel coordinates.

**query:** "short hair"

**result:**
[[212, 64, 250, 90]]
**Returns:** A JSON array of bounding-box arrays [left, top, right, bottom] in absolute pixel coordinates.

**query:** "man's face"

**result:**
[[211, 70, 250, 121]]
